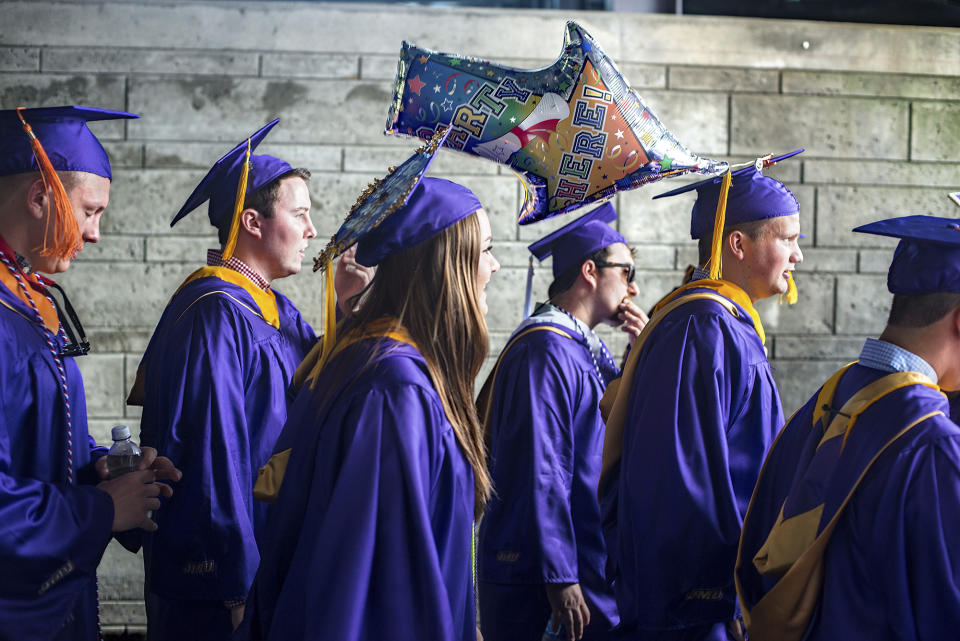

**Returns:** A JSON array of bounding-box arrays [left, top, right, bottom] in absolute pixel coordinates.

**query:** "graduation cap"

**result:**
[[522, 202, 626, 317], [0, 105, 139, 260], [311, 126, 483, 356], [854, 215, 960, 295], [654, 149, 803, 303], [170, 118, 293, 261]]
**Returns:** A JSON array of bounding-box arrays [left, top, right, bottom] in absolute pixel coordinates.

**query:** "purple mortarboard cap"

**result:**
[[355, 177, 482, 267], [854, 215, 960, 295], [0, 105, 138, 180], [654, 150, 803, 240], [170, 119, 292, 228], [528, 202, 626, 278]]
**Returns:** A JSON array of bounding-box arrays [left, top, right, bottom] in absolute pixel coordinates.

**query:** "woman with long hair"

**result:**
[[238, 176, 499, 641]]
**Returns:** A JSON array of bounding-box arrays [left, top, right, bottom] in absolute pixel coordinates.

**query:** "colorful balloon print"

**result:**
[[386, 21, 728, 224]]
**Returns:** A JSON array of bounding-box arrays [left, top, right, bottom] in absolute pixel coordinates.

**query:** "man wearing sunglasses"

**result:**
[[0, 106, 180, 641], [477, 202, 646, 641]]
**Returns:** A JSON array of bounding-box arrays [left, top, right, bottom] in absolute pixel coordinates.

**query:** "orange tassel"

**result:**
[[707, 171, 732, 280], [16, 107, 81, 260], [221, 138, 251, 261]]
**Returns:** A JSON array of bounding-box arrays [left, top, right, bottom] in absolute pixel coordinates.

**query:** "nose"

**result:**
[[491, 253, 501, 274], [304, 213, 317, 239], [792, 242, 803, 265], [83, 217, 101, 244], [627, 280, 639, 297]]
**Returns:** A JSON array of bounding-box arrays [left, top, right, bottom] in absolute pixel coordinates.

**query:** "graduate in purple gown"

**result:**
[[131, 120, 318, 639], [599, 154, 804, 641], [737, 215, 960, 641], [478, 203, 647, 641], [0, 106, 178, 641], [238, 159, 500, 641]]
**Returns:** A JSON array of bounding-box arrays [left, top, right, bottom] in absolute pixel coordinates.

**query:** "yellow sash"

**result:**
[[176, 265, 279, 329]]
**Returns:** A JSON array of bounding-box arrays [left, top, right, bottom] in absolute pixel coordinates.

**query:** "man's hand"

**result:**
[[98, 470, 168, 532], [138, 446, 182, 483], [618, 298, 649, 345], [545, 582, 591, 641], [95, 445, 182, 483], [230, 603, 245, 631], [334, 245, 375, 315]]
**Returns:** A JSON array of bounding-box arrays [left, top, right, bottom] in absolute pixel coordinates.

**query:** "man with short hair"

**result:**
[[0, 106, 179, 641], [599, 155, 804, 641], [737, 215, 960, 641], [478, 203, 647, 641], [132, 120, 318, 640]]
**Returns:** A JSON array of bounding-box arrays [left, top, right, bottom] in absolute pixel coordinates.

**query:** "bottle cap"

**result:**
[[111, 425, 131, 441]]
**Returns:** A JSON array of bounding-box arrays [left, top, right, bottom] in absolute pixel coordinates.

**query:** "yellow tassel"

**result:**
[[321, 256, 336, 360], [783, 271, 798, 305], [221, 138, 252, 261], [16, 107, 81, 260], [707, 170, 732, 280]]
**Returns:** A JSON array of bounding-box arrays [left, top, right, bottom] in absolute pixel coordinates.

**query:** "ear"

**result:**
[[239, 208, 263, 239], [25, 178, 48, 221], [726, 230, 748, 262], [580, 259, 599, 290]]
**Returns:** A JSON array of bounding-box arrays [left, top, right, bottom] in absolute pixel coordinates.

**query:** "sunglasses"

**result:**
[[594, 260, 636, 284]]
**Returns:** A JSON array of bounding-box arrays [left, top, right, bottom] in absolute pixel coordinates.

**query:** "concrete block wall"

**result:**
[[3, 0, 959, 631]]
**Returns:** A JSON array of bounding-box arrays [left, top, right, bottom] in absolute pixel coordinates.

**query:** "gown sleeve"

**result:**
[[142, 301, 260, 601], [618, 308, 763, 623], [0, 344, 113, 635], [485, 338, 581, 582]]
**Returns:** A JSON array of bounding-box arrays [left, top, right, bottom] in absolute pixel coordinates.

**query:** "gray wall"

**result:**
[[3, 0, 960, 631]]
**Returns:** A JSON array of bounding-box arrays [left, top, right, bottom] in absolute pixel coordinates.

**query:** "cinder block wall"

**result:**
[[3, 0, 959, 631]]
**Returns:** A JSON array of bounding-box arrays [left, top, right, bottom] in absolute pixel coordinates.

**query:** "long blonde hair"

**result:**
[[347, 213, 492, 518]]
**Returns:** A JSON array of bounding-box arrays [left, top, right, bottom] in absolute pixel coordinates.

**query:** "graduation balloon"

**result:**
[[386, 21, 728, 224]]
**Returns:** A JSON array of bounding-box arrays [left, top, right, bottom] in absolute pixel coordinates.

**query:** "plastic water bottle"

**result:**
[[541, 620, 563, 641], [106, 425, 142, 479]]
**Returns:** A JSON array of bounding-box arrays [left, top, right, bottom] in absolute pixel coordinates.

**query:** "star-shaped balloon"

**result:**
[[386, 21, 728, 224]]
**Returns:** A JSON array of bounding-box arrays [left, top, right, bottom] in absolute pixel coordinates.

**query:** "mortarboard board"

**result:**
[[522, 201, 627, 317], [170, 119, 294, 261], [653, 149, 803, 240], [312, 126, 483, 355], [0, 105, 139, 261], [653, 150, 803, 303], [528, 202, 626, 279], [854, 215, 960, 295], [0, 105, 138, 180]]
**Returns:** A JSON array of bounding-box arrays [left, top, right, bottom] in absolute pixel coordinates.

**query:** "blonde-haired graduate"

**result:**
[[238, 134, 500, 641]]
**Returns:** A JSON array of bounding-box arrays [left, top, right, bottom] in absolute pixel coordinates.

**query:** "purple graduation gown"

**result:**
[[479, 318, 619, 640], [138, 275, 314, 639], [738, 363, 960, 641], [602, 288, 783, 636], [238, 334, 476, 641], [0, 279, 113, 641]]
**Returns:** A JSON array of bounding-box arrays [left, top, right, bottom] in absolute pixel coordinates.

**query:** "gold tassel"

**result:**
[[783, 271, 798, 305], [321, 256, 336, 360], [16, 107, 81, 260], [221, 138, 252, 261], [707, 171, 732, 281]]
